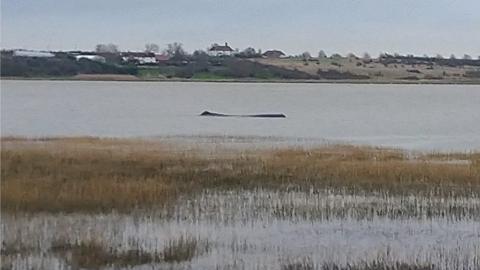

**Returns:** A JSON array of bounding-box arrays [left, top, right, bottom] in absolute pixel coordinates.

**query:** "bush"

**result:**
[[317, 69, 370, 80], [1, 53, 137, 77], [464, 71, 480, 78]]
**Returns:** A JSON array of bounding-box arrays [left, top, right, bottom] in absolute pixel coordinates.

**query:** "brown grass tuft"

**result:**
[[163, 235, 209, 263], [50, 239, 161, 268]]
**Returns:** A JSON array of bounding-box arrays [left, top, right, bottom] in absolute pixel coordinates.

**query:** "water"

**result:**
[[3, 189, 479, 270], [2, 80, 480, 151]]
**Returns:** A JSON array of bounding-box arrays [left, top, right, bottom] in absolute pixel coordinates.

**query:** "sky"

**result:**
[[1, 0, 479, 57]]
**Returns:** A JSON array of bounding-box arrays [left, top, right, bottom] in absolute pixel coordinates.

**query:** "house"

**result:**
[[75, 55, 106, 63], [263, 50, 286, 58], [208, 42, 233, 56], [13, 49, 55, 58], [155, 53, 170, 64], [121, 52, 157, 65]]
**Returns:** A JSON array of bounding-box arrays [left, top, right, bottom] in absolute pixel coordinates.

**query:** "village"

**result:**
[[5, 42, 288, 65], [2, 41, 480, 82]]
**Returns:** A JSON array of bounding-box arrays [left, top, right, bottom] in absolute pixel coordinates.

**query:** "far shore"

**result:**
[[3, 75, 480, 85]]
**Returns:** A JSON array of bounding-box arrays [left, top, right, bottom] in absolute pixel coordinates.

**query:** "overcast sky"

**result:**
[[1, 0, 479, 57]]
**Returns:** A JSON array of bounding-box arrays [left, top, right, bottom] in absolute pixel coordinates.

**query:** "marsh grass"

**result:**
[[1, 241, 35, 256], [280, 258, 436, 270], [281, 257, 315, 270], [163, 235, 209, 263], [45, 234, 207, 268], [320, 261, 435, 270], [1, 137, 479, 213], [50, 239, 161, 268]]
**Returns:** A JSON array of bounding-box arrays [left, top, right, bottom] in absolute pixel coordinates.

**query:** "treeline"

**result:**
[[1, 52, 137, 77]]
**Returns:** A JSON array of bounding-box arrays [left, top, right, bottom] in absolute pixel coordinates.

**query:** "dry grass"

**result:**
[[320, 261, 435, 270], [1, 137, 479, 213], [163, 235, 209, 263], [2, 234, 208, 268], [50, 240, 160, 268], [251, 57, 480, 83], [281, 257, 315, 270]]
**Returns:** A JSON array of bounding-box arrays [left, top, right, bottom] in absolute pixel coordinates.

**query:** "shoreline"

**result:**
[[2, 76, 480, 85], [2, 135, 479, 155]]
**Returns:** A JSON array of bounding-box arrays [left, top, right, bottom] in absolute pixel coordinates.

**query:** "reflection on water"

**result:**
[[3, 188, 479, 270]]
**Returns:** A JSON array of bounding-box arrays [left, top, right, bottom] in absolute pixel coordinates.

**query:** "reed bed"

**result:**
[[1, 137, 480, 269], [1, 137, 479, 213]]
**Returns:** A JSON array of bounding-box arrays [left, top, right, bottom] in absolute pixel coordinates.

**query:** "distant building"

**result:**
[[13, 50, 55, 58], [75, 55, 106, 63], [208, 42, 233, 56], [155, 53, 170, 64], [263, 50, 286, 58], [121, 52, 157, 65]]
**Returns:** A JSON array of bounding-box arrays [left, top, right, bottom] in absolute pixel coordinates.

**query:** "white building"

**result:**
[[13, 50, 55, 58], [75, 55, 106, 63], [121, 52, 157, 65], [208, 42, 234, 57], [135, 56, 157, 65]]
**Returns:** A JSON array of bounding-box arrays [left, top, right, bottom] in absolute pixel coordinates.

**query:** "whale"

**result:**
[[200, 111, 286, 118]]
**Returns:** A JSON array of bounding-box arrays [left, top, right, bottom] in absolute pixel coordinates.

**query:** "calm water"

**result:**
[[2, 80, 480, 151]]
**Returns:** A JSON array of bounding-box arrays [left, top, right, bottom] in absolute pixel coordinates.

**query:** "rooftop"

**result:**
[[209, 42, 233, 52]]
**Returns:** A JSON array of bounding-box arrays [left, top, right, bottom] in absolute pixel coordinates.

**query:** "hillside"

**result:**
[[250, 56, 480, 83]]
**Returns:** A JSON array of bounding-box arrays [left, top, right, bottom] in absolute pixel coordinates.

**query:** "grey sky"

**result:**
[[1, 0, 479, 57]]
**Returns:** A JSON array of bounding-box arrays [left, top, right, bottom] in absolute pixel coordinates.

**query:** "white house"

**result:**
[[208, 42, 234, 56], [13, 50, 55, 58], [121, 52, 157, 65], [75, 55, 106, 63]]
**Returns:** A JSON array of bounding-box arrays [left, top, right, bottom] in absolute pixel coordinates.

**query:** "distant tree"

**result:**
[[145, 43, 160, 53], [394, 53, 401, 57], [192, 50, 209, 63], [238, 47, 257, 58], [423, 54, 429, 58], [192, 50, 208, 58], [330, 53, 342, 59], [362, 52, 371, 59], [450, 54, 456, 59], [165, 42, 187, 60], [347, 53, 357, 59], [478, 56, 480, 60], [302, 52, 311, 60], [95, 43, 119, 53], [463, 54, 472, 60], [318, 50, 327, 58], [191, 50, 209, 71], [435, 54, 443, 59]]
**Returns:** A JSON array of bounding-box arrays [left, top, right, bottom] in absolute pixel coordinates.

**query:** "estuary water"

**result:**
[[1, 80, 479, 151]]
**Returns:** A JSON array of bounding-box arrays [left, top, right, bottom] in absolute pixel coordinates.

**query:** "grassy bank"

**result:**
[[2, 137, 479, 213]]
